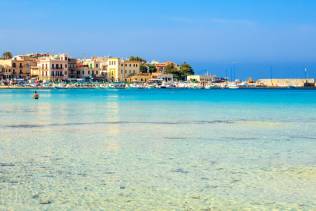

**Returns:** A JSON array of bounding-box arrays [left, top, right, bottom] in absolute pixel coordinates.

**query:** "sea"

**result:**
[[0, 88, 315, 210]]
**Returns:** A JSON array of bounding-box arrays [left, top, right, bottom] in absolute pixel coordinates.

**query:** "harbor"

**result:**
[[1, 79, 315, 89], [1, 52, 315, 90]]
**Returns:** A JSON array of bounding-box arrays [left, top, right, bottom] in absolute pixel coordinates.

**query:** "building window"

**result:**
[[12, 63, 16, 68]]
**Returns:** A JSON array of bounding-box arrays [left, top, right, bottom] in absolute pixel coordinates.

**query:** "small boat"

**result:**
[[227, 83, 239, 89], [109, 83, 126, 89], [33, 92, 39, 99]]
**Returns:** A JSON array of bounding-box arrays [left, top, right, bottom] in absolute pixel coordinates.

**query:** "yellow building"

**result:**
[[108, 58, 141, 82], [0, 60, 13, 79], [127, 73, 152, 83], [0, 56, 36, 79]]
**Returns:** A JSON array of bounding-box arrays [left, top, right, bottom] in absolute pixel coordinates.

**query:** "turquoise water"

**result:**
[[0, 89, 316, 210]]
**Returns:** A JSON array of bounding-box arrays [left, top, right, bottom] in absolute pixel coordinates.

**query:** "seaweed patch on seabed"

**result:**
[[289, 136, 316, 140], [0, 163, 15, 167], [222, 137, 259, 141], [172, 168, 189, 174], [194, 120, 234, 124], [165, 137, 189, 140], [5, 124, 43, 128], [4, 120, 235, 129]]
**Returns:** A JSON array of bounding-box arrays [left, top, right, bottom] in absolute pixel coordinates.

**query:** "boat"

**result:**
[[227, 83, 239, 89], [109, 83, 126, 89]]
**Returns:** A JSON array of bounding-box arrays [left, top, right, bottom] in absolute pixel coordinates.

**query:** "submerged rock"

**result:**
[[0, 163, 15, 167], [40, 199, 53, 205], [173, 168, 189, 174]]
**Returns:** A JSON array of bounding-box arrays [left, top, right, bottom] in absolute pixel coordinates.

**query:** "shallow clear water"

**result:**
[[0, 89, 316, 210]]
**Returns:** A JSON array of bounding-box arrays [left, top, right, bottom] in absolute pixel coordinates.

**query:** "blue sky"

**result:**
[[1, 0, 316, 78]]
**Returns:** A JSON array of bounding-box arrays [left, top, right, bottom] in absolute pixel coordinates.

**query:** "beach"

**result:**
[[0, 89, 316, 210]]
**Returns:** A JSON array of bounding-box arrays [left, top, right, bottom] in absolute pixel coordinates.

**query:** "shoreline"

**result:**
[[1, 86, 316, 90]]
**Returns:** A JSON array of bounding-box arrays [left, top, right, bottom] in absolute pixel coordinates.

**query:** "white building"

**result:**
[[34, 54, 69, 81]]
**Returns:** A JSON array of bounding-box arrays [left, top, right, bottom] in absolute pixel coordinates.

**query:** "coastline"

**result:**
[[1, 86, 316, 90]]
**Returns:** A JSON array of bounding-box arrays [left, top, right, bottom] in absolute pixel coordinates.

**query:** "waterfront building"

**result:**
[[127, 73, 152, 83], [126, 72, 174, 83], [82, 57, 108, 80], [0, 60, 13, 80], [187, 75, 215, 83], [75, 61, 90, 80], [151, 72, 174, 82], [0, 64, 3, 80], [68, 58, 78, 79], [30, 66, 40, 79], [0, 56, 36, 80], [33, 54, 69, 81], [107, 58, 141, 82], [256, 78, 315, 87], [154, 61, 178, 73]]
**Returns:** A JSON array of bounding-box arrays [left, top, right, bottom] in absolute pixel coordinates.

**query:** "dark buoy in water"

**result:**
[[33, 91, 39, 100]]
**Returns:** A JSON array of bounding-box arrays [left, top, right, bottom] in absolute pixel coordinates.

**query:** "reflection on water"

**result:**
[[0, 89, 316, 210]]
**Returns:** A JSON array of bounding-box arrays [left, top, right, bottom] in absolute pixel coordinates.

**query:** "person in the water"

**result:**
[[33, 91, 39, 99]]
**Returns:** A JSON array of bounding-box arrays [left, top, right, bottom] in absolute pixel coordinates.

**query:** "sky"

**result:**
[[1, 0, 316, 79]]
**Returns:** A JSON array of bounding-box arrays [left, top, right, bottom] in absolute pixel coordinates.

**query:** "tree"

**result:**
[[180, 63, 194, 76], [147, 64, 157, 73], [2, 51, 13, 59], [140, 64, 148, 73], [165, 62, 194, 81], [165, 63, 178, 73], [165, 63, 182, 80], [140, 64, 157, 74], [129, 56, 146, 63]]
